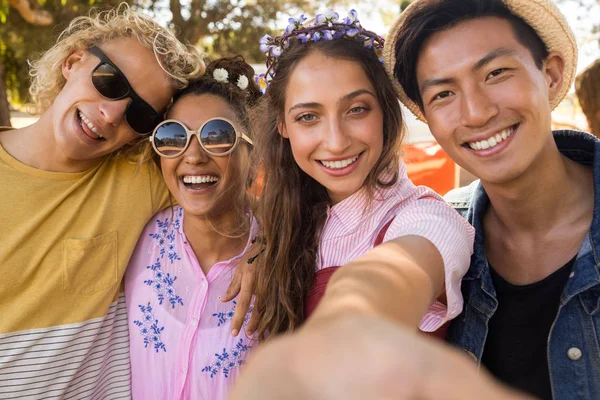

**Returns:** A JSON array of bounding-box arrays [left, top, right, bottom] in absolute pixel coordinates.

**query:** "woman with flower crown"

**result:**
[[228, 9, 476, 342], [124, 56, 261, 400]]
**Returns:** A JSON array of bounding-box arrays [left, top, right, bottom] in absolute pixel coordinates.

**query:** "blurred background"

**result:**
[[1, 0, 599, 193]]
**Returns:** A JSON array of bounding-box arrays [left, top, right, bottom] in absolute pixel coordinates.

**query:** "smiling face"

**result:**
[[52, 37, 173, 170], [280, 51, 384, 204], [159, 93, 246, 219], [416, 17, 564, 185]]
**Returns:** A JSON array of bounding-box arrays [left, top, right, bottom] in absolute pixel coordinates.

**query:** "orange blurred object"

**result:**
[[250, 140, 458, 197], [402, 141, 457, 196]]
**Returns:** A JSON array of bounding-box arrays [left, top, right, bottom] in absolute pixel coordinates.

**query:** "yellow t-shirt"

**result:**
[[0, 130, 169, 399]]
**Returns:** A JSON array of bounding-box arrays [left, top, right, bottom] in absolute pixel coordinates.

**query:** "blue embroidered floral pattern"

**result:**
[[144, 257, 184, 308], [202, 338, 251, 378], [149, 207, 183, 264], [212, 300, 253, 327], [133, 303, 167, 353], [145, 207, 184, 309]]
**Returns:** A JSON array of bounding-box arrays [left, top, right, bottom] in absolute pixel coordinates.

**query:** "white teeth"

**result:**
[[320, 155, 359, 169], [78, 111, 103, 139], [467, 127, 515, 151], [183, 175, 219, 184]]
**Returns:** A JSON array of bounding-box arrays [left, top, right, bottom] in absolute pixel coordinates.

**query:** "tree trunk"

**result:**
[[3, 0, 54, 127], [576, 58, 600, 137], [8, 0, 53, 25], [0, 59, 11, 127]]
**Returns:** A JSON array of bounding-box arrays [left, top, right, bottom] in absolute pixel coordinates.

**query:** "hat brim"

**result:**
[[383, 0, 578, 123]]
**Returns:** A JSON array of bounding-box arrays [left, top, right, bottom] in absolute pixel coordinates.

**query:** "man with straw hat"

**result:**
[[384, 0, 599, 398]]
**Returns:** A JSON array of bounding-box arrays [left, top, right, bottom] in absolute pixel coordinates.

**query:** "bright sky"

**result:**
[[298, 0, 600, 72], [558, 0, 600, 71], [153, 0, 598, 72]]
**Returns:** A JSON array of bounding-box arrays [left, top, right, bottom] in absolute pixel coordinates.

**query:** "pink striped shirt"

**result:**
[[125, 206, 257, 400], [317, 161, 475, 331]]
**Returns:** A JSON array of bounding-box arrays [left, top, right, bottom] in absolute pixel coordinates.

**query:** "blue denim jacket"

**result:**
[[444, 130, 600, 399]]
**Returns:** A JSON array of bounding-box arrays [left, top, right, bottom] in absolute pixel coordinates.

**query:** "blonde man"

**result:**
[[0, 5, 204, 399]]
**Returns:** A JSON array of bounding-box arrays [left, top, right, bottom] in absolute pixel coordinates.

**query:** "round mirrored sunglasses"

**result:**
[[150, 118, 253, 158]]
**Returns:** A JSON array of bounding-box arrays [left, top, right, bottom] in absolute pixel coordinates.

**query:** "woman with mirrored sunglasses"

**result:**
[[125, 55, 262, 400]]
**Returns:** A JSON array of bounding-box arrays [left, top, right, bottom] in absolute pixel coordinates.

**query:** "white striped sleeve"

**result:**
[[0, 294, 131, 400], [384, 187, 475, 332]]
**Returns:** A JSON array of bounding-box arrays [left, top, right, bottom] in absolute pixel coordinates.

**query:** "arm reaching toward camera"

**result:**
[[230, 315, 535, 400], [309, 235, 444, 329]]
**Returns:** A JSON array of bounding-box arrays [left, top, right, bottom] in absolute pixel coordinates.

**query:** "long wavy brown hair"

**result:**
[[251, 38, 405, 340]]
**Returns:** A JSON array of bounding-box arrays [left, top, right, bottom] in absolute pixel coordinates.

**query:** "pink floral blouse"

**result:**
[[125, 206, 257, 400]]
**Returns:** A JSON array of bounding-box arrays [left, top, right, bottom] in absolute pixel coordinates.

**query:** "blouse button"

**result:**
[[567, 347, 582, 361], [180, 367, 187, 375], [191, 318, 198, 326], [569, 271, 575, 279]]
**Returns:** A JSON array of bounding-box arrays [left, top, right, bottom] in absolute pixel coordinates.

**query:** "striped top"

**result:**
[[0, 294, 131, 399], [0, 138, 168, 400], [317, 162, 475, 331]]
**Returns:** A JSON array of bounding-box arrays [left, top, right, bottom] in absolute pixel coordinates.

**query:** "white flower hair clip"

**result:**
[[212, 68, 249, 91], [213, 68, 229, 83], [236, 75, 249, 90]]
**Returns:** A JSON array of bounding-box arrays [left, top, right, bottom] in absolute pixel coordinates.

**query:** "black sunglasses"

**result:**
[[88, 46, 163, 135]]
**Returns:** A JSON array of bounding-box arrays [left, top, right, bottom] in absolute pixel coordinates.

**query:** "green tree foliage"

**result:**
[[1, 0, 129, 108], [1, 0, 310, 109], [139, 0, 309, 63], [399, 0, 412, 11]]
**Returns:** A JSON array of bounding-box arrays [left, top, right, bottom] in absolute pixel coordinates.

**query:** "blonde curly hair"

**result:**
[[28, 3, 205, 113]]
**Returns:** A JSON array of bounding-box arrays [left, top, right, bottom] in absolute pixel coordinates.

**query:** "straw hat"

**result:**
[[383, 0, 578, 123]]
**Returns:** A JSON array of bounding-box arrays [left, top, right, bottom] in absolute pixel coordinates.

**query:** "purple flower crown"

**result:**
[[255, 9, 385, 94]]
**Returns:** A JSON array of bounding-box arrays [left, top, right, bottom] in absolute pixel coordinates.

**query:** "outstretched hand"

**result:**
[[230, 315, 535, 400]]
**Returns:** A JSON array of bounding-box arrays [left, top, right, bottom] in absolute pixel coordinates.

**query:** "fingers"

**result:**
[[221, 266, 242, 303], [230, 294, 250, 337], [223, 240, 262, 303], [246, 307, 259, 335], [230, 268, 255, 336]]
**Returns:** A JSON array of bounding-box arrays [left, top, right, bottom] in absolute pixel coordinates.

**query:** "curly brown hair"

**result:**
[[154, 55, 261, 238]]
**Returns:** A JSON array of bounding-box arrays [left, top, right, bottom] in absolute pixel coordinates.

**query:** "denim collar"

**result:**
[[465, 130, 600, 297]]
